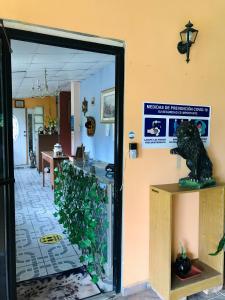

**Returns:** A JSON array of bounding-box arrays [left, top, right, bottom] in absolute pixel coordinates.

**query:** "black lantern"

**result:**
[[177, 21, 198, 63]]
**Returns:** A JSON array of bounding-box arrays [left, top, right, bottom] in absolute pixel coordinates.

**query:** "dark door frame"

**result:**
[[2, 27, 124, 299]]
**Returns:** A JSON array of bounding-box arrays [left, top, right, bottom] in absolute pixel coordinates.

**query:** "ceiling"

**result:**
[[11, 40, 115, 99]]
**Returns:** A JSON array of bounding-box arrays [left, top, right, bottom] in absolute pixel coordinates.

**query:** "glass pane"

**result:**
[[34, 115, 43, 123], [34, 106, 43, 114], [190, 30, 198, 43], [34, 124, 43, 132]]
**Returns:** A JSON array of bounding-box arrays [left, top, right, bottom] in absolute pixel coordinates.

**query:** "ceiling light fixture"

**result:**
[[31, 68, 50, 98]]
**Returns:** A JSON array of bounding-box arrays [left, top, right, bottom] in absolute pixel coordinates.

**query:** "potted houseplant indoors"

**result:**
[[174, 242, 192, 277]]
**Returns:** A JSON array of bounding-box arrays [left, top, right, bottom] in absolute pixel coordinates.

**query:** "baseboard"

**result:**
[[121, 281, 150, 296]]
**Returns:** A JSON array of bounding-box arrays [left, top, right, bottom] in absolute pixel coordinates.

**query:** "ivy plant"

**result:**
[[54, 161, 109, 284]]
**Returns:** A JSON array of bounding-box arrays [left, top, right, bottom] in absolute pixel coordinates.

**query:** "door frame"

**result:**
[[4, 27, 124, 299]]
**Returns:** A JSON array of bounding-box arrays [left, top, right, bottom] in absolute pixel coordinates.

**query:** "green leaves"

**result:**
[[53, 161, 109, 283], [209, 234, 225, 256], [79, 239, 92, 249], [91, 275, 99, 284]]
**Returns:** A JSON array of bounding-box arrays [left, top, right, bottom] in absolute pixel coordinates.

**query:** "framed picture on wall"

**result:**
[[15, 99, 25, 108], [100, 87, 115, 123]]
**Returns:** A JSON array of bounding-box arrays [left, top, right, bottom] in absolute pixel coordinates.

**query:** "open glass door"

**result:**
[[0, 34, 16, 300]]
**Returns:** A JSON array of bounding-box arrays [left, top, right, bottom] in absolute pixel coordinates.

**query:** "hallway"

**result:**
[[15, 167, 81, 282]]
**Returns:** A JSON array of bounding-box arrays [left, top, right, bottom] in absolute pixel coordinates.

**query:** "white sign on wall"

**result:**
[[142, 103, 211, 148]]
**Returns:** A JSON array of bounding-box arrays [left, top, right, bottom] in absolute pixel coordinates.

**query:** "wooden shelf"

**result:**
[[149, 184, 225, 300], [152, 183, 225, 195], [171, 259, 222, 300]]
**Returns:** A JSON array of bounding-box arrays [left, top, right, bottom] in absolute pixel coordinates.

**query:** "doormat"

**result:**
[[16, 266, 101, 300], [39, 234, 63, 244]]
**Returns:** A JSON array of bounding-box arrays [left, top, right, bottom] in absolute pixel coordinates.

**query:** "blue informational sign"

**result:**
[[142, 103, 211, 148]]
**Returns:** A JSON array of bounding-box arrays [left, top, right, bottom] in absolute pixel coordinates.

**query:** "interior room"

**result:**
[[12, 39, 116, 298]]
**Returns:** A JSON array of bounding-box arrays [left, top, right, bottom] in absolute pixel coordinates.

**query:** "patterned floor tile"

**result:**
[[16, 230, 39, 250], [73, 244, 82, 256], [115, 289, 161, 300], [15, 168, 81, 282], [16, 262, 48, 282], [15, 213, 32, 227], [15, 206, 28, 215], [28, 211, 55, 222], [45, 255, 81, 274], [16, 247, 44, 268], [34, 224, 65, 237], [40, 241, 77, 261], [188, 292, 224, 300], [16, 222, 35, 233]]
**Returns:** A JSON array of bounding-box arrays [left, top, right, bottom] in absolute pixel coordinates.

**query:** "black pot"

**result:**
[[174, 256, 191, 276]]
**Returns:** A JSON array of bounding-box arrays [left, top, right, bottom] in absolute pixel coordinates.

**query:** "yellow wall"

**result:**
[[13, 96, 57, 126], [3, 0, 225, 288]]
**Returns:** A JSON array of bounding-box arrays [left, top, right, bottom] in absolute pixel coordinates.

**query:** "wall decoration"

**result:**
[[170, 120, 215, 189], [100, 87, 115, 123], [82, 97, 88, 116], [15, 99, 25, 108], [142, 102, 211, 148], [85, 116, 96, 136]]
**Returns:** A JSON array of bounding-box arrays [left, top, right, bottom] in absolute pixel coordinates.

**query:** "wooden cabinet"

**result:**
[[149, 184, 225, 300], [58, 91, 71, 156], [36, 134, 58, 172]]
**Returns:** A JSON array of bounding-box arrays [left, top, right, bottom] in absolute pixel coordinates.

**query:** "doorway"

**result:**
[[0, 26, 124, 300]]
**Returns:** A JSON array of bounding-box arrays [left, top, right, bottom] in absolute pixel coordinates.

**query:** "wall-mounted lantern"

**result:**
[[177, 21, 198, 63]]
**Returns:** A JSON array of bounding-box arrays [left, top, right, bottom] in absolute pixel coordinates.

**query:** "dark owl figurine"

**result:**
[[170, 121, 215, 187]]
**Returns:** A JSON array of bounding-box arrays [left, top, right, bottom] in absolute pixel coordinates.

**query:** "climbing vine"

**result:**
[[54, 161, 108, 284]]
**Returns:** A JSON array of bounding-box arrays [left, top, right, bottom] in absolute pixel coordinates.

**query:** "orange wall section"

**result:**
[[3, 0, 225, 289], [13, 96, 57, 126]]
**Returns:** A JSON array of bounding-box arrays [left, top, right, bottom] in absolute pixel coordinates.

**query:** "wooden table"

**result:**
[[41, 151, 69, 189]]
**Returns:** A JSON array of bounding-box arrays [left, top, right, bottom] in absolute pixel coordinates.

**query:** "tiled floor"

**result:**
[[114, 288, 225, 300], [15, 167, 81, 282], [15, 168, 225, 300]]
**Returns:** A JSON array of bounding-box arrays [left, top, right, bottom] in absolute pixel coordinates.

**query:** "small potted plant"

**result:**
[[174, 242, 191, 277]]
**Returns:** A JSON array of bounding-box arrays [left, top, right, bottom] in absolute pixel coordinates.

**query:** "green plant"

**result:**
[[209, 234, 225, 256], [46, 116, 57, 127], [179, 241, 187, 259], [54, 161, 108, 284]]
